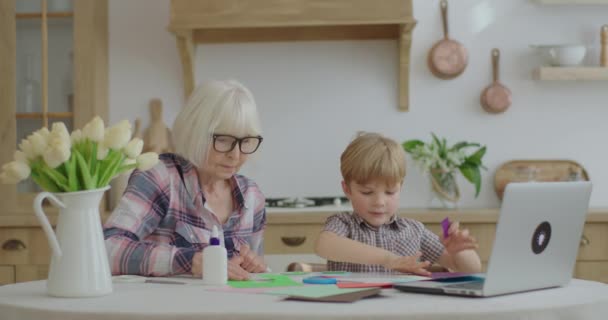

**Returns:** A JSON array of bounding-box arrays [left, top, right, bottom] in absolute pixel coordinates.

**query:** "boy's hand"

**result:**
[[442, 221, 478, 255], [384, 252, 432, 276], [237, 244, 267, 273]]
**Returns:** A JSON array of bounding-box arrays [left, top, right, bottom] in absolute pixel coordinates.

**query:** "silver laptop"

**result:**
[[394, 181, 592, 297]]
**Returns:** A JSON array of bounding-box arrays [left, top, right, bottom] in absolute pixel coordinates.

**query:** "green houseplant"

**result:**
[[403, 133, 487, 207]]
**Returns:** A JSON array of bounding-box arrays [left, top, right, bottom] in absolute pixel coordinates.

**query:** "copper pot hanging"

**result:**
[[428, 0, 468, 79], [480, 48, 511, 114]]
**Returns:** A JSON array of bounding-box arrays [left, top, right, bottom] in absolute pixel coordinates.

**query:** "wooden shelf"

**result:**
[[535, 0, 608, 4], [168, 0, 416, 111], [16, 112, 73, 119], [533, 67, 608, 80], [16, 12, 73, 19]]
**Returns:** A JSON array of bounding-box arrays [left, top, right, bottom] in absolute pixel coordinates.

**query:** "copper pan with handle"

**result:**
[[481, 48, 511, 114], [428, 0, 468, 79]]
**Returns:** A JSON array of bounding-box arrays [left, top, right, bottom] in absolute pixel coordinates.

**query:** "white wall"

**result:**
[[109, 0, 608, 208]]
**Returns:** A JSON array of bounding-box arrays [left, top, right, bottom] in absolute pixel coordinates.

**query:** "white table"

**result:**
[[1, 279, 607, 320]]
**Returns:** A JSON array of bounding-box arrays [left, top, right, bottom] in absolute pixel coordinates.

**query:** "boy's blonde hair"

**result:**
[[340, 132, 406, 186]]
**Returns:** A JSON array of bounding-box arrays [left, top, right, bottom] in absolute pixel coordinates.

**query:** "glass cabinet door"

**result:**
[[15, 0, 74, 202], [0, 0, 107, 214]]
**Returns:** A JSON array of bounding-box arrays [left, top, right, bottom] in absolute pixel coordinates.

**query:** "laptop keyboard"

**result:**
[[445, 280, 485, 290]]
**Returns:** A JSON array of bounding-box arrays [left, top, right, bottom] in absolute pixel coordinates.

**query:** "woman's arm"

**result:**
[[104, 167, 198, 276]]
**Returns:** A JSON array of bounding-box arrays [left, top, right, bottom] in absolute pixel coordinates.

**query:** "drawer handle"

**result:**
[[281, 237, 306, 247], [580, 235, 590, 247], [2, 239, 27, 251]]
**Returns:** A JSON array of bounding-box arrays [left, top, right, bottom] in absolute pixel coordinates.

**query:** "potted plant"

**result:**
[[0, 116, 158, 297], [403, 133, 486, 208]]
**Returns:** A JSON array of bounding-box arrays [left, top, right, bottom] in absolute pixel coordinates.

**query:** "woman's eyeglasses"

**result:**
[[212, 134, 263, 154]]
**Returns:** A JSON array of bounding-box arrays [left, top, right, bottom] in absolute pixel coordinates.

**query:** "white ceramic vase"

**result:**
[[33, 186, 112, 297]]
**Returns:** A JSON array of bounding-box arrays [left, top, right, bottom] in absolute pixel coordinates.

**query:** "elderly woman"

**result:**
[[104, 80, 266, 280]]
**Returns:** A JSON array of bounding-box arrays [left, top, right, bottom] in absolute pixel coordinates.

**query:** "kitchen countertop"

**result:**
[[266, 207, 608, 224], [1, 208, 607, 227]]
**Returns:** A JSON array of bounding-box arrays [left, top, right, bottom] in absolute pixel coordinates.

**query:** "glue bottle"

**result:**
[[202, 225, 227, 285]]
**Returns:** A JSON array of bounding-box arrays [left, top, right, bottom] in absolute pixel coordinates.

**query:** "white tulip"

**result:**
[[136, 152, 159, 171], [28, 131, 48, 157], [38, 127, 50, 139], [71, 129, 83, 144], [18, 139, 36, 160], [0, 172, 20, 184], [97, 143, 109, 160], [82, 116, 105, 142], [123, 138, 143, 159], [104, 120, 132, 150], [123, 157, 136, 166], [43, 137, 71, 169], [51, 122, 71, 144], [0, 161, 31, 183]]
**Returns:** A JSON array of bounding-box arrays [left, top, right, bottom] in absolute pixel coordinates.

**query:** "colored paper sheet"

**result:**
[[227, 274, 302, 288], [336, 282, 393, 289], [267, 285, 372, 298]]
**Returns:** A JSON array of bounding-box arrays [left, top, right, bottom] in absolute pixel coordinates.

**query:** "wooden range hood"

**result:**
[[168, 0, 416, 111]]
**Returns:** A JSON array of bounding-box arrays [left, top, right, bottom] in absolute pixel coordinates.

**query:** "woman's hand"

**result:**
[[228, 256, 250, 280], [442, 221, 478, 255], [192, 251, 203, 276], [237, 244, 267, 273], [191, 251, 250, 280], [384, 252, 432, 276]]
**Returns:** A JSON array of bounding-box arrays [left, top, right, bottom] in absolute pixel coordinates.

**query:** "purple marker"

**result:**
[[441, 217, 451, 238]]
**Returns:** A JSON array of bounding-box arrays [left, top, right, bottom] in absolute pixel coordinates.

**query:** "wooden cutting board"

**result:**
[[494, 160, 589, 200]]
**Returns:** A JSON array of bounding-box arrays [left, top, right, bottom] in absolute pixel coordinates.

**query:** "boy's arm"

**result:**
[[315, 231, 396, 267], [437, 249, 482, 273]]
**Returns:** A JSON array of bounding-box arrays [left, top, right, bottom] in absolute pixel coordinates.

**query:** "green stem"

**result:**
[[74, 149, 94, 190]]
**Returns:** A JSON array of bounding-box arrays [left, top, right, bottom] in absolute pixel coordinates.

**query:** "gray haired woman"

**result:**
[[104, 80, 267, 280]]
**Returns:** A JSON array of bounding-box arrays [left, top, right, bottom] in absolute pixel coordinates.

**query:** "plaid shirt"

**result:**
[[103, 153, 266, 277], [323, 212, 445, 272]]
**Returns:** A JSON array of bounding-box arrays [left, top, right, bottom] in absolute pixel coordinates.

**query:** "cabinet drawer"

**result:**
[[16, 265, 49, 283], [575, 261, 608, 283], [577, 224, 608, 261], [265, 224, 323, 254], [0, 265, 15, 285], [0, 228, 51, 265]]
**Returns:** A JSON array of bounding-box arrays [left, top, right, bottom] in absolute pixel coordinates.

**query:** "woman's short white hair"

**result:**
[[172, 80, 262, 167]]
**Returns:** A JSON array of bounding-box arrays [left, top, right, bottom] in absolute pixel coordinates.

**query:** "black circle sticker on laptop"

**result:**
[[531, 221, 551, 254]]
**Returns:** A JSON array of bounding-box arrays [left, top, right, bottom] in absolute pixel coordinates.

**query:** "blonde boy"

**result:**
[[315, 132, 481, 275]]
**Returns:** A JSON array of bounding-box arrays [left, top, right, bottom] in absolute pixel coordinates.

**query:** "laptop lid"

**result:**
[[481, 181, 592, 296]]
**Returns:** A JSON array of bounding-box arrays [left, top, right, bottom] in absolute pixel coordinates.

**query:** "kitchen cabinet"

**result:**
[[168, 0, 416, 111], [0, 0, 108, 216], [266, 209, 608, 283], [0, 212, 112, 284], [0, 0, 108, 284]]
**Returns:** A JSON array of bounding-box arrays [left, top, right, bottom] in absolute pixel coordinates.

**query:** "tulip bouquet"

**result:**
[[0, 116, 159, 192]]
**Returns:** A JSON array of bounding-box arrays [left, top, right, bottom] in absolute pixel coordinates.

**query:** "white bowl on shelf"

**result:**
[[531, 44, 587, 67]]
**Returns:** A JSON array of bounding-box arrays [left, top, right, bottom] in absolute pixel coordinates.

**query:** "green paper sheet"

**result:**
[[227, 274, 302, 288], [280, 271, 310, 276], [267, 285, 372, 298]]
